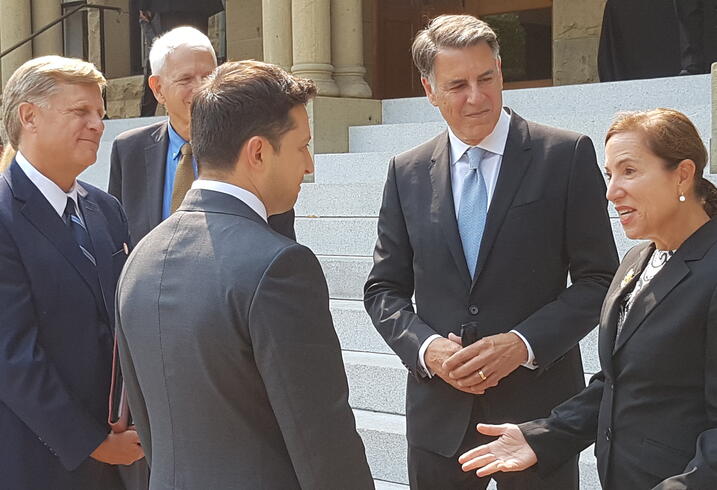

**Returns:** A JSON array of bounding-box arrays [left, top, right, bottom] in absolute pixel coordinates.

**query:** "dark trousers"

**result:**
[[674, 0, 706, 73], [407, 402, 579, 490], [140, 12, 211, 117]]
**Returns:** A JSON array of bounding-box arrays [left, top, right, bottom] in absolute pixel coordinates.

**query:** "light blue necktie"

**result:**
[[458, 147, 488, 279]]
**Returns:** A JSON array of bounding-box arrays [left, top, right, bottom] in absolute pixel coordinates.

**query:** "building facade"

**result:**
[[0, 0, 607, 96]]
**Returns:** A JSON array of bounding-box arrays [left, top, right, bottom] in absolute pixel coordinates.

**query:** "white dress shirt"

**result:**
[[191, 179, 268, 222], [418, 109, 537, 376], [15, 151, 84, 222]]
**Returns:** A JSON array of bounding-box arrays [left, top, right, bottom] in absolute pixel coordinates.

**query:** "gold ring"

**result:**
[[478, 370, 487, 381]]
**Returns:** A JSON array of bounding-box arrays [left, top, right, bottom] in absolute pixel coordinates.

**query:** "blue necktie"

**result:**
[[64, 197, 96, 266], [458, 147, 489, 279]]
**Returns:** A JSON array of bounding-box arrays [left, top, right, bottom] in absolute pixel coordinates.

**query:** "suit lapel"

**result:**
[[472, 112, 532, 286], [10, 163, 105, 313], [80, 189, 115, 326], [612, 220, 717, 354], [598, 243, 653, 372], [145, 122, 169, 231], [612, 250, 689, 355], [428, 132, 472, 288]]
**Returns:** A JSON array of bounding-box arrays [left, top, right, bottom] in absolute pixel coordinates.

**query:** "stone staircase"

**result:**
[[87, 74, 712, 489]]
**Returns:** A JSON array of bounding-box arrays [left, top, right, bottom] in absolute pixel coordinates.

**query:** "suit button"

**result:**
[[468, 305, 479, 315], [606, 428, 612, 441]]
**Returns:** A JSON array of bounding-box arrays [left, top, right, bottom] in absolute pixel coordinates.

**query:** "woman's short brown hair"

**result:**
[[605, 108, 717, 217], [191, 60, 316, 174]]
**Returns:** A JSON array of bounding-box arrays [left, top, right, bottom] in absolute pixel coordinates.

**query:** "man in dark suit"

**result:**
[[116, 60, 373, 489], [673, 0, 715, 75], [0, 56, 144, 489], [364, 15, 619, 489], [137, 0, 224, 116], [109, 27, 295, 244]]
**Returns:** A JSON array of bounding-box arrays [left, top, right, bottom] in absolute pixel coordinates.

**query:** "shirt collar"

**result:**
[[15, 151, 83, 217], [167, 121, 189, 161], [448, 108, 511, 166], [191, 179, 268, 223]]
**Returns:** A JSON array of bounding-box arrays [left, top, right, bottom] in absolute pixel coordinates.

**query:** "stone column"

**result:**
[[291, 0, 339, 96], [0, 0, 32, 87], [32, 0, 62, 57], [552, 0, 607, 85], [226, 0, 264, 62], [331, 0, 371, 97], [262, 0, 292, 70]]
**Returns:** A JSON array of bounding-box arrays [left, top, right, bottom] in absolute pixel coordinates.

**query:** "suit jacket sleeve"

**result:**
[[108, 139, 123, 204], [0, 219, 108, 471], [115, 304, 152, 467], [512, 135, 619, 367], [653, 284, 717, 489], [364, 157, 438, 376], [520, 370, 604, 476], [268, 208, 296, 240], [248, 243, 374, 490]]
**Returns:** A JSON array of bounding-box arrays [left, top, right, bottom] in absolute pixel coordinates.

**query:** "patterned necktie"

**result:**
[[458, 147, 489, 279], [64, 197, 96, 266], [171, 142, 194, 213]]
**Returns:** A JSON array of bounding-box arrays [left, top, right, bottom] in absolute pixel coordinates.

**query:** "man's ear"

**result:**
[[244, 135, 268, 172], [17, 102, 39, 134], [421, 77, 438, 106], [148, 75, 165, 105]]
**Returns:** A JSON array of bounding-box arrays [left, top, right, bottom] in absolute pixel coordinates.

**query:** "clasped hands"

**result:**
[[424, 332, 528, 395]]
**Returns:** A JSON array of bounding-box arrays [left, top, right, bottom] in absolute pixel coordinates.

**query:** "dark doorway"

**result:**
[[372, 0, 553, 99]]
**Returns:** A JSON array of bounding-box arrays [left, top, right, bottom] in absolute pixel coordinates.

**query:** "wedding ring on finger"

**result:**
[[478, 370, 487, 381]]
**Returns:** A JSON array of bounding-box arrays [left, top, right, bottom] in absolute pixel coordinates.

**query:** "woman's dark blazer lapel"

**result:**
[[598, 242, 653, 375], [599, 219, 717, 372]]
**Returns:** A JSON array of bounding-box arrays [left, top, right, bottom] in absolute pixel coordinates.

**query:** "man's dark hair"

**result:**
[[191, 60, 317, 173]]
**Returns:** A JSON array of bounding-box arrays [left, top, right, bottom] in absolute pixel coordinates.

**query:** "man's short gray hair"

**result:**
[[1, 55, 106, 148], [149, 26, 217, 75], [412, 15, 500, 81]]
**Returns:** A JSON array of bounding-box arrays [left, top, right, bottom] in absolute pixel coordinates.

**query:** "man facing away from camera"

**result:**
[[116, 60, 374, 490]]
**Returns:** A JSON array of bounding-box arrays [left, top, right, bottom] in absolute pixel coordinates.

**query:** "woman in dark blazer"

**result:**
[[458, 108, 717, 489]]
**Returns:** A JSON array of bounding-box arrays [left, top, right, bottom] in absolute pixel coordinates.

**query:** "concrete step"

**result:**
[[332, 299, 393, 355], [314, 152, 393, 184], [296, 183, 383, 217], [355, 409, 408, 485], [354, 408, 600, 489], [318, 255, 372, 300], [342, 339, 599, 417], [382, 74, 710, 126], [296, 217, 378, 256], [345, 351, 406, 415], [297, 216, 632, 262], [349, 117, 710, 163], [349, 121, 446, 154], [374, 480, 408, 490]]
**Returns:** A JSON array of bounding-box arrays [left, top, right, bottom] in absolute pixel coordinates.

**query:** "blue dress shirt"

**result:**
[[162, 123, 198, 220]]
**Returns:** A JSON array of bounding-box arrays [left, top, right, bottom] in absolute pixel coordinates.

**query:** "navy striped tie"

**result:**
[[64, 197, 96, 266]]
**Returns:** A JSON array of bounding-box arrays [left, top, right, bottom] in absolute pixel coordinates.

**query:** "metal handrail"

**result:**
[[0, 2, 122, 60]]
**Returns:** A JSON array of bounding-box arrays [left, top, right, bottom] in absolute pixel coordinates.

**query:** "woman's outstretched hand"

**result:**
[[458, 423, 538, 477]]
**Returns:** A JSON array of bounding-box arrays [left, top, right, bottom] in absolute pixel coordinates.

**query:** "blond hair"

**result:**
[[0, 144, 15, 173], [1, 55, 106, 148], [412, 15, 500, 82]]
